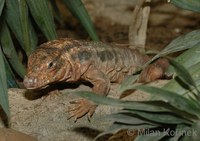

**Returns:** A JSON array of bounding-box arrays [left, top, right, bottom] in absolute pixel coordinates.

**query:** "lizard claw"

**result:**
[[67, 99, 97, 122]]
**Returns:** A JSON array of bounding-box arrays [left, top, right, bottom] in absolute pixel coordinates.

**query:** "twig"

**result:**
[[129, 0, 151, 53]]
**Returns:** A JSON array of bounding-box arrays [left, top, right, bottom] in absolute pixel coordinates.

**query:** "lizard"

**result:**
[[23, 38, 169, 121]]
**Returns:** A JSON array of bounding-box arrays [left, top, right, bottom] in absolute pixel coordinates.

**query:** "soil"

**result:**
[[1, 0, 200, 141]]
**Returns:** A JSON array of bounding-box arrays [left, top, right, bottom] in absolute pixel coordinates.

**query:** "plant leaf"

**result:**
[[119, 75, 139, 93], [49, 0, 64, 26], [72, 91, 170, 112], [0, 46, 10, 116], [167, 42, 200, 74], [169, 59, 197, 89], [18, 0, 32, 56], [3, 55, 19, 88], [133, 85, 200, 118], [5, 0, 37, 55], [122, 110, 192, 125], [104, 112, 159, 125], [0, 0, 5, 16], [146, 30, 200, 66], [63, 0, 99, 41], [95, 122, 157, 141], [168, 124, 189, 141], [26, 0, 57, 40], [170, 0, 200, 13], [164, 62, 200, 99], [135, 131, 166, 141], [181, 121, 200, 141], [0, 21, 26, 78]]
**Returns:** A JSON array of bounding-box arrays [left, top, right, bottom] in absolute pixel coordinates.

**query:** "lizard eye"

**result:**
[[48, 61, 55, 69]]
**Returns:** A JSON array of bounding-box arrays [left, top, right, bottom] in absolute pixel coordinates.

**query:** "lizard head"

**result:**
[[23, 45, 72, 90]]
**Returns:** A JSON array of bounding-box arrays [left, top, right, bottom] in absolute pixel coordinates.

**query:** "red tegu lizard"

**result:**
[[23, 38, 168, 120]]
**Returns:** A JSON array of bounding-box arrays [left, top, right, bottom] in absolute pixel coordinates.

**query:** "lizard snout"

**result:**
[[23, 75, 38, 89]]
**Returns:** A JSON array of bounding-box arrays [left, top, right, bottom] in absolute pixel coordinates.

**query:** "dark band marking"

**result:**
[[71, 49, 91, 61], [77, 50, 92, 62], [97, 50, 114, 62]]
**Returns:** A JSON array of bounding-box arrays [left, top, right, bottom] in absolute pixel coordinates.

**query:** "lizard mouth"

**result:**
[[25, 84, 49, 90], [23, 75, 50, 90]]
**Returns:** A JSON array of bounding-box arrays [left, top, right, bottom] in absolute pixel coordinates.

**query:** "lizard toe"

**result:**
[[67, 99, 97, 122]]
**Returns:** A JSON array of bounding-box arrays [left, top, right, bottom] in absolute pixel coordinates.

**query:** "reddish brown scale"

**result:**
[[23, 38, 168, 121]]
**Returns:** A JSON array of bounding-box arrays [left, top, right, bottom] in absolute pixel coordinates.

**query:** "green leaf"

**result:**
[[168, 124, 188, 141], [164, 62, 200, 99], [181, 121, 200, 141], [104, 112, 159, 125], [119, 75, 139, 93], [49, 0, 64, 26], [134, 85, 200, 118], [0, 0, 5, 16], [135, 131, 166, 141], [122, 110, 192, 125], [0, 46, 10, 116], [72, 91, 170, 112], [63, 0, 99, 41], [5, 0, 37, 55], [26, 0, 57, 40], [169, 59, 197, 89], [170, 0, 200, 13], [0, 21, 26, 78], [147, 30, 200, 66], [18, 0, 32, 56], [167, 42, 200, 74], [95, 122, 157, 141], [3, 55, 19, 88]]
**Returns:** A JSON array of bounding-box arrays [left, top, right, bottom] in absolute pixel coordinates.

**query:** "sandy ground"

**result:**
[[0, 80, 168, 141]]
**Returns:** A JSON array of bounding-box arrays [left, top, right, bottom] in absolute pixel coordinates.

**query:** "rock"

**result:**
[[0, 128, 37, 141]]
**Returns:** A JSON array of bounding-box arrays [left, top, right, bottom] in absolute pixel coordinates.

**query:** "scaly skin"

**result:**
[[23, 38, 168, 121]]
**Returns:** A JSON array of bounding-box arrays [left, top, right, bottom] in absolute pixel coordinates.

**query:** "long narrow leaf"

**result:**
[[0, 46, 10, 116], [181, 121, 200, 141], [147, 30, 200, 65], [3, 55, 19, 88], [63, 0, 99, 41], [49, 0, 64, 26], [169, 59, 197, 89], [122, 110, 192, 125], [167, 42, 200, 74], [0, 0, 5, 16], [170, 0, 200, 13], [119, 75, 139, 93], [26, 0, 57, 40], [18, 0, 32, 56], [95, 122, 157, 140], [164, 62, 200, 98], [5, 0, 37, 55], [0, 21, 26, 78], [104, 112, 158, 125], [168, 124, 188, 141], [72, 91, 170, 112], [135, 131, 166, 141], [133, 85, 200, 118]]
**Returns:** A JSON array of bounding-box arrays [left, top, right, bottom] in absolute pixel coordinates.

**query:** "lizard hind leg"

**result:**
[[138, 58, 169, 83]]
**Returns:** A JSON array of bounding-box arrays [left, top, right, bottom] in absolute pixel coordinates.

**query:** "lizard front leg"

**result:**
[[68, 65, 110, 121]]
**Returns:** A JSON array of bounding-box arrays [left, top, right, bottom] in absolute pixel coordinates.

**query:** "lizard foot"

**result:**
[[67, 99, 97, 122]]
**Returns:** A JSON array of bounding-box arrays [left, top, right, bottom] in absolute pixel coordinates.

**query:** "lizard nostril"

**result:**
[[34, 78, 37, 83]]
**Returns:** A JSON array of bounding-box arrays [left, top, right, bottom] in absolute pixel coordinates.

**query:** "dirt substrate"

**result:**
[[0, 80, 167, 141]]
